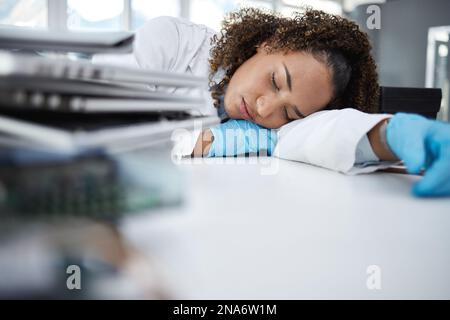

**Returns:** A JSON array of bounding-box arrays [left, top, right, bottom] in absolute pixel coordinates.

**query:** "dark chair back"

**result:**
[[379, 86, 442, 119]]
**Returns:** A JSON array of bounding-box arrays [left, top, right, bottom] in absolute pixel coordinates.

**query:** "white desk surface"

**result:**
[[120, 157, 450, 299]]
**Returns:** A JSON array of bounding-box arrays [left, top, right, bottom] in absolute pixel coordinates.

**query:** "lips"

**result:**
[[239, 98, 254, 121]]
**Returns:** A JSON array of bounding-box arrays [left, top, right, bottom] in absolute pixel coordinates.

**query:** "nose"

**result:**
[[255, 95, 279, 118]]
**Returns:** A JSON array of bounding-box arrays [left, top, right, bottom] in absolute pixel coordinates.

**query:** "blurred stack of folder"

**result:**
[[0, 28, 213, 217], [0, 28, 218, 152]]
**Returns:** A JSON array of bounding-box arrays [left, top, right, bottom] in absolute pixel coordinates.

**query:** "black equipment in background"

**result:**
[[379, 86, 442, 119]]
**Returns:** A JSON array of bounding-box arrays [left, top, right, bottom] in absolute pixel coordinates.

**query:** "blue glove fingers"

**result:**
[[413, 144, 450, 197], [208, 121, 255, 157], [386, 113, 429, 174], [207, 120, 277, 157], [253, 127, 278, 156]]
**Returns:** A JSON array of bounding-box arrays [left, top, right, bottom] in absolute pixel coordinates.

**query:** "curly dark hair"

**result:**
[[208, 7, 379, 114]]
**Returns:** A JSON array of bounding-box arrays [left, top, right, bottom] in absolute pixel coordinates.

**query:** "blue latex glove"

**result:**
[[207, 120, 278, 157], [386, 113, 450, 197]]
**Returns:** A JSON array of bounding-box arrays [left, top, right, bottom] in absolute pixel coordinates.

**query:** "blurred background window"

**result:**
[[427, 26, 450, 122], [67, 0, 124, 31], [281, 0, 342, 16], [190, 0, 240, 31], [132, 0, 180, 30], [0, 0, 346, 32], [241, 0, 273, 11], [0, 0, 47, 28]]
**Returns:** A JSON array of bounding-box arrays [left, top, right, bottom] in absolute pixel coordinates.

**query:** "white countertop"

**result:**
[[120, 157, 450, 299]]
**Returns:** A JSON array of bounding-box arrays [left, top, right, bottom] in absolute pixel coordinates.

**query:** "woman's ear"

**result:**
[[256, 41, 270, 53]]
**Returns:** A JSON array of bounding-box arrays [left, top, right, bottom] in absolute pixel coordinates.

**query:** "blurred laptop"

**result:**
[[0, 50, 218, 153], [0, 28, 134, 54]]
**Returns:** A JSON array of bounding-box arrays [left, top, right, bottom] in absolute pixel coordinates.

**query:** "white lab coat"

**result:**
[[97, 16, 399, 174]]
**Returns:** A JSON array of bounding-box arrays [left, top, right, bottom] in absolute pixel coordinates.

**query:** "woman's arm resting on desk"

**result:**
[[192, 110, 387, 162], [193, 118, 397, 160], [191, 110, 450, 197], [193, 121, 392, 159], [367, 118, 399, 161]]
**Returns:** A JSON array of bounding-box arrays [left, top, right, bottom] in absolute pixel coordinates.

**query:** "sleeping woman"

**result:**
[[129, 7, 450, 197]]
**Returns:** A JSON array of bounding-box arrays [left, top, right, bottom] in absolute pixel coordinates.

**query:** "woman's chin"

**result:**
[[225, 107, 240, 119]]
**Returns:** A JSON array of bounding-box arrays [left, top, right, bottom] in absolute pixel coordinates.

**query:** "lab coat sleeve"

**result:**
[[133, 16, 213, 74], [171, 127, 203, 158], [133, 16, 218, 116], [354, 133, 380, 164], [273, 108, 401, 175], [134, 16, 180, 73]]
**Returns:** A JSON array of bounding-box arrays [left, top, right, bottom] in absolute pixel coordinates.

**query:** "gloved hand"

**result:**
[[386, 113, 450, 197], [207, 119, 278, 157]]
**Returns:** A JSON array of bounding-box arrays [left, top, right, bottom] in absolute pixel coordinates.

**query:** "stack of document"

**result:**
[[0, 29, 218, 152], [0, 27, 135, 54], [0, 29, 215, 218]]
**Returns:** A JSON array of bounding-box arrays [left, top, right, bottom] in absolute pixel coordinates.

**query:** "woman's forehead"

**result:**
[[276, 51, 332, 88], [280, 51, 334, 109]]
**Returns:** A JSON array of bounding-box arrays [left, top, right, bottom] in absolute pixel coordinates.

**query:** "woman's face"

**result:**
[[224, 46, 334, 129]]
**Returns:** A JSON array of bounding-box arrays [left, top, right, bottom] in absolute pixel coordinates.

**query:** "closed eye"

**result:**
[[284, 107, 291, 121], [273, 72, 292, 121], [271, 72, 280, 91]]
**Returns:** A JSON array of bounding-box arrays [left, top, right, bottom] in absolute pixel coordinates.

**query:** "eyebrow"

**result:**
[[283, 63, 292, 92], [283, 62, 305, 119]]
